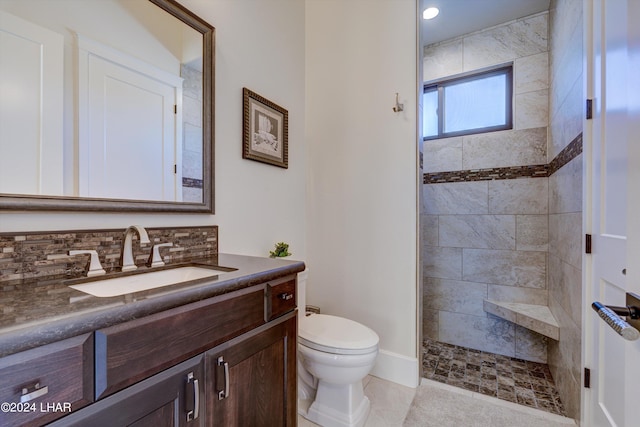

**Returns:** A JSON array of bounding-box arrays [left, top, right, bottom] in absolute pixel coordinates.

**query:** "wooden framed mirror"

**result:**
[[0, 0, 214, 212]]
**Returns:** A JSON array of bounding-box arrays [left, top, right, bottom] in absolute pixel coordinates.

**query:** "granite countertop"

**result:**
[[0, 253, 305, 357]]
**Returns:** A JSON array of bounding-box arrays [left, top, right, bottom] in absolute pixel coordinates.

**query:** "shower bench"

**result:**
[[483, 300, 559, 340]]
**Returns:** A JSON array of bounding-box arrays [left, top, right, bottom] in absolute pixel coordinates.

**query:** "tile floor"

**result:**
[[297, 375, 417, 427], [297, 375, 575, 427], [422, 339, 566, 416]]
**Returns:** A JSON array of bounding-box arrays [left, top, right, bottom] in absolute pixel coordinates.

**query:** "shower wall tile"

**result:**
[[423, 138, 463, 173], [550, 14, 583, 122], [547, 1, 583, 419], [514, 325, 547, 363], [462, 127, 547, 170], [422, 9, 560, 366], [439, 311, 515, 357], [550, 77, 583, 160], [548, 254, 582, 328], [439, 215, 516, 250], [548, 299, 582, 420], [423, 308, 439, 341], [515, 89, 549, 130], [463, 249, 547, 288], [183, 94, 202, 127], [549, 0, 582, 73], [423, 181, 489, 215], [489, 178, 549, 214], [549, 154, 582, 214], [424, 246, 462, 280], [515, 52, 549, 94], [423, 39, 463, 81], [516, 215, 549, 251], [424, 277, 488, 316], [463, 13, 548, 71], [487, 285, 548, 305], [421, 214, 439, 246], [549, 212, 581, 268], [549, 296, 581, 382]]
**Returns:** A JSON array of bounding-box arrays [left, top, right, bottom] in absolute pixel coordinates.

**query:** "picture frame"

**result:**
[[242, 88, 288, 168]]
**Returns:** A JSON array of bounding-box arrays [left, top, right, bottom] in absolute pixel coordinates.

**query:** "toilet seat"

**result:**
[[299, 314, 379, 355]]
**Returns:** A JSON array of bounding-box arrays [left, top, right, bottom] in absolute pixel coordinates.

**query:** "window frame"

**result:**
[[423, 64, 513, 140]]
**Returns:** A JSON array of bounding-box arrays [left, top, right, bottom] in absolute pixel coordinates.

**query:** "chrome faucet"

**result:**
[[120, 225, 150, 272]]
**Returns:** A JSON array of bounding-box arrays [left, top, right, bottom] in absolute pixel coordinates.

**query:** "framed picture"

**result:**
[[242, 88, 288, 168]]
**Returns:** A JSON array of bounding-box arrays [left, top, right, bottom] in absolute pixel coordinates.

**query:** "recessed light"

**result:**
[[423, 7, 439, 20]]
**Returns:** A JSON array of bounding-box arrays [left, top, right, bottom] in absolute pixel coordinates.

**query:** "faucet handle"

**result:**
[[147, 243, 173, 268], [69, 250, 106, 277]]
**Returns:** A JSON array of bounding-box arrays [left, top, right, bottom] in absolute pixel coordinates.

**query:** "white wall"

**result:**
[[0, 0, 307, 261], [1, 0, 419, 388], [305, 0, 419, 387]]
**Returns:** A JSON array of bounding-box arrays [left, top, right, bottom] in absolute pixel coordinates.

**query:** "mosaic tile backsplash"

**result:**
[[0, 226, 218, 287]]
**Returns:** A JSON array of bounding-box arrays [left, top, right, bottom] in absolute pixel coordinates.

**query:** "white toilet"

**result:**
[[297, 270, 379, 427]]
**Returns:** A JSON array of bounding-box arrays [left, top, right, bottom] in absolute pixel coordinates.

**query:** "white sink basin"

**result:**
[[69, 266, 232, 297]]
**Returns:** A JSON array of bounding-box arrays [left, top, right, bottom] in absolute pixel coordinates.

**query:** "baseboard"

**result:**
[[369, 349, 419, 388]]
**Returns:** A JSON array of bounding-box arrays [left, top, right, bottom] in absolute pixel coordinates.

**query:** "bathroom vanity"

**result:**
[[0, 253, 303, 426]]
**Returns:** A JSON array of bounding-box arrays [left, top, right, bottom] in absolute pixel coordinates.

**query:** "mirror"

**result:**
[[0, 0, 214, 212]]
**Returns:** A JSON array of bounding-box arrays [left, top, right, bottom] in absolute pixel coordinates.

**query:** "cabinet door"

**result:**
[[206, 312, 297, 427], [0, 333, 93, 427], [49, 355, 204, 427]]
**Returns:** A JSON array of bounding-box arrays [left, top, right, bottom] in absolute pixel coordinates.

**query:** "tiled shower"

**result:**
[[421, 0, 583, 420]]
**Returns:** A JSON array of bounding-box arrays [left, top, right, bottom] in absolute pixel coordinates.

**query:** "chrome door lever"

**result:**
[[592, 292, 640, 341]]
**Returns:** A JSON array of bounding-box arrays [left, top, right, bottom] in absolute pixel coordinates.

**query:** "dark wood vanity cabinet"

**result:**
[[206, 312, 297, 426], [37, 273, 297, 426], [49, 355, 205, 427], [93, 287, 265, 399], [0, 334, 93, 427]]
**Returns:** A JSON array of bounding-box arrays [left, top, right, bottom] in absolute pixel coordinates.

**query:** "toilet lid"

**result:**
[[299, 314, 379, 355]]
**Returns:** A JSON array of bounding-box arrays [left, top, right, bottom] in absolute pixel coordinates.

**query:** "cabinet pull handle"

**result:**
[[20, 383, 48, 403], [186, 372, 200, 421], [217, 356, 229, 400], [278, 292, 293, 301]]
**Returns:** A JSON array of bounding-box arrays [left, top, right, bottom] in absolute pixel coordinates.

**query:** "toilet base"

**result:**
[[299, 380, 370, 427]]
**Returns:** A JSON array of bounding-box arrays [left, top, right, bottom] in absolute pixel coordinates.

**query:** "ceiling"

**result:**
[[421, 0, 550, 47]]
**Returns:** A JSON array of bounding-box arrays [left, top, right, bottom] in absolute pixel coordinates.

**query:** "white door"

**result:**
[[585, 0, 640, 426], [0, 10, 63, 195], [77, 36, 183, 202]]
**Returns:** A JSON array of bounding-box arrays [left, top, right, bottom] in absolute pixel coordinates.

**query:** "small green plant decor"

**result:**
[[269, 242, 292, 258]]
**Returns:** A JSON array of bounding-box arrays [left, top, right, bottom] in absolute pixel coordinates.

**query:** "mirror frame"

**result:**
[[0, 0, 215, 213]]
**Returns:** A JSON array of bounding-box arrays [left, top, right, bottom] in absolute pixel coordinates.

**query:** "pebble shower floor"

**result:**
[[422, 339, 566, 417]]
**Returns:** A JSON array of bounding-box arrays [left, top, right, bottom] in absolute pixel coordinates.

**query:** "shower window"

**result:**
[[423, 64, 513, 140]]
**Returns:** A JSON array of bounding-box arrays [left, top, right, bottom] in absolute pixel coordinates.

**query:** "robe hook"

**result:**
[[392, 93, 404, 113]]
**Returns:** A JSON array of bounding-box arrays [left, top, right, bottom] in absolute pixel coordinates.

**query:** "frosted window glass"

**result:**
[[423, 89, 438, 138], [443, 74, 506, 133]]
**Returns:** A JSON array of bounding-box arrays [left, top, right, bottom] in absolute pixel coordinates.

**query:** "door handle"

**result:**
[[592, 292, 640, 341], [217, 356, 230, 400]]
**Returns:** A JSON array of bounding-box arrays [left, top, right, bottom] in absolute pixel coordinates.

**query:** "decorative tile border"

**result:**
[[0, 226, 218, 286], [182, 177, 204, 189], [423, 133, 582, 184], [547, 134, 583, 176], [424, 164, 548, 184]]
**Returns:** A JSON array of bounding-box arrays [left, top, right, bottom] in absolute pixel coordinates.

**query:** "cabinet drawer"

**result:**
[[0, 334, 93, 427], [266, 276, 296, 320], [95, 287, 265, 399]]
